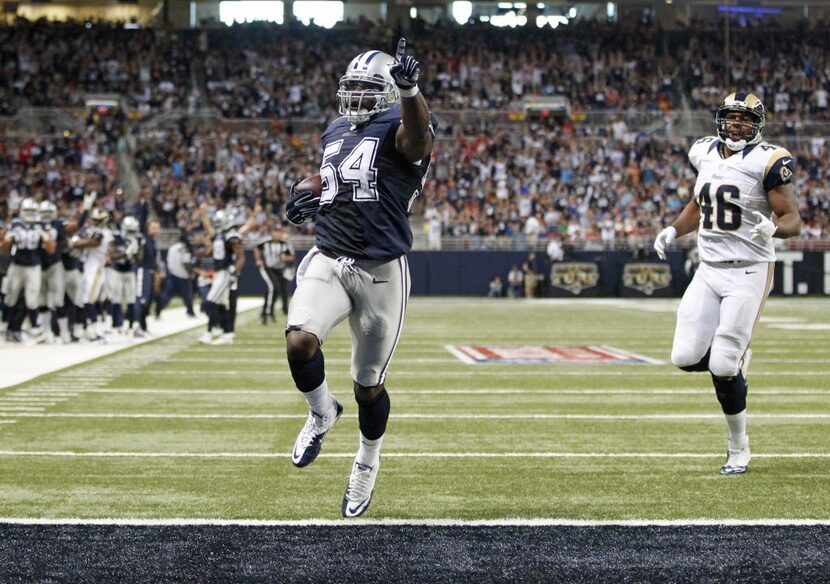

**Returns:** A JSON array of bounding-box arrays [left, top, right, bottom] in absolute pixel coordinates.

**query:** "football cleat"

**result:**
[[740, 348, 752, 382], [198, 331, 218, 344], [720, 446, 751, 475], [212, 333, 235, 345], [342, 459, 380, 518], [291, 400, 343, 468]]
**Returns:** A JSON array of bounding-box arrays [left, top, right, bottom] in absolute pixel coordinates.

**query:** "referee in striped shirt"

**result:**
[[254, 225, 295, 324]]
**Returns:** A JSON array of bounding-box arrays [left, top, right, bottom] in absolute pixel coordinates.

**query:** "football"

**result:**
[[296, 174, 323, 196]]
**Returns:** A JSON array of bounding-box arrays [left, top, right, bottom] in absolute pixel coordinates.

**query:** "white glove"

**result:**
[[750, 211, 777, 242], [82, 191, 98, 211], [654, 226, 677, 260]]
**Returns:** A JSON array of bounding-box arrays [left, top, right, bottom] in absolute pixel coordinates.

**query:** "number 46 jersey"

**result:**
[[688, 136, 795, 263], [315, 105, 434, 262]]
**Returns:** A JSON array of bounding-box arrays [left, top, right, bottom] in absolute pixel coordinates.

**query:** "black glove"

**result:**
[[286, 180, 321, 225], [390, 38, 420, 92]]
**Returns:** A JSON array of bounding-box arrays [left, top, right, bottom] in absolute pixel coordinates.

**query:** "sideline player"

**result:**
[[70, 207, 113, 343], [2, 199, 56, 342], [199, 207, 244, 345], [285, 38, 434, 516], [654, 92, 802, 475]]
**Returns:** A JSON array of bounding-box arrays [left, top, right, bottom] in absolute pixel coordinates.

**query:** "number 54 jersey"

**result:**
[[688, 137, 795, 263], [316, 105, 434, 262]]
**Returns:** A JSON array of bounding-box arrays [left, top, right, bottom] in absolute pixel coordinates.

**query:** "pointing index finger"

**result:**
[[395, 38, 406, 62]]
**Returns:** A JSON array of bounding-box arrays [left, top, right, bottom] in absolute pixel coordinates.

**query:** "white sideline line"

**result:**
[[0, 517, 828, 527], [0, 412, 828, 420], [0, 450, 829, 459], [0, 421, 17, 424], [15, 388, 830, 396]]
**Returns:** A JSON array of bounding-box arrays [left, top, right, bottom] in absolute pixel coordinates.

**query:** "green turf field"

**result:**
[[1, 298, 828, 520]]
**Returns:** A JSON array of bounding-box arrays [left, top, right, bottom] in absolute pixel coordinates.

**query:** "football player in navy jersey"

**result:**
[[108, 216, 142, 334], [2, 199, 56, 342], [285, 39, 434, 517], [654, 92, 802, 475], [199, 207, 245, 345]]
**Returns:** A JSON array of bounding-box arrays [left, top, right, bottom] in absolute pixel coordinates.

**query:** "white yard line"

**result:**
[[64, 369, 830, 377], [9, 388, 830, 396], [0, 412, 828, 420], [0, 450, 828, 459], [0, 517, 827, 527]]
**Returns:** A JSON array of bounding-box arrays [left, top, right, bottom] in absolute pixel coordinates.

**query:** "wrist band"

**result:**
[[399, 85, 419, 98]]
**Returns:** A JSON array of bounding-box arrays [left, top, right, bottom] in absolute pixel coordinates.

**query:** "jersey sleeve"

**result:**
[[687, 136, 717, 176], [763, 148, 795, 191]]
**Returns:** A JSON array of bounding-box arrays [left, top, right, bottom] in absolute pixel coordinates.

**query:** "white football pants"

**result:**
[[287, 246, 410, 387], [671, 260, 773, 377]]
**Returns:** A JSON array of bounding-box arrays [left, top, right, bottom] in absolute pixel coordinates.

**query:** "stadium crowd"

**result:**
[[2, 17, 830, 319], [2, 18, 830, 123]]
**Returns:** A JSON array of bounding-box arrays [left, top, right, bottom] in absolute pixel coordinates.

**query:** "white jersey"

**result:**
[[166, 242, 192, 279], [688, 136, 795, 263], [82, 226, 114, 267]]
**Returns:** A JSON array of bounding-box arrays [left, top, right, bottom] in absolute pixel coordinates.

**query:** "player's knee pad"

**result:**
[[711, 373, 747, 415], [673, 347, 711, 372], [355, 386, 390, 440], [287, 345, 325, 393]]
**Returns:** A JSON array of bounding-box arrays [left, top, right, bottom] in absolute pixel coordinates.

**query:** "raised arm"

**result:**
[[391, 38, 433, 163]]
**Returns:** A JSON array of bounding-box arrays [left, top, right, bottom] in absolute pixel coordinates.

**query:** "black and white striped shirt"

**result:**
[[259, 238, 293, 269]]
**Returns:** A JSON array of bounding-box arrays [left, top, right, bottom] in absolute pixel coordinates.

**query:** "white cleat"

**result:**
[[211, 333, 235, 345], [720, 446, 751, 475], [198, 331, 218, 344], [291, 401, 343, 468], [740, 348, 752, 381], [341, 459, 380, 518]]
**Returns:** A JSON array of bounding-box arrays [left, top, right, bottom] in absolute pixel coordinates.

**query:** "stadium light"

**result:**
[[452, 1, 473, 25], [293, 0, 343, 28], [219, 1, 284, 25]]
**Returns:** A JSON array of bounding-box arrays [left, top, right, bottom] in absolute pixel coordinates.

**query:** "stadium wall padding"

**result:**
[[230, 250, 830, 297]]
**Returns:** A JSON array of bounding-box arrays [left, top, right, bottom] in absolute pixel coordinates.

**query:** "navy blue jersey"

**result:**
[[212, 230, 241, 271], [8, 219, 45, 267], [42, 219, 65, 269], [110, 234, 140, 273], [315, 106, 433, 261]]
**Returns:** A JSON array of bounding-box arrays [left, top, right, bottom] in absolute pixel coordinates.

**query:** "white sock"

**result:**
[[303, 381, 335, 417], [356, 432, 383, 468], [725, 410, 748, 450], [57, 317, 70, 339]]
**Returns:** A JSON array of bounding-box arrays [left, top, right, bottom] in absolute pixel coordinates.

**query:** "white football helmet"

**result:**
[[90, 207, 109, 225], [337, 51, 400, 125], [716, 92, 765, 152], [211, 209, 234, 231], [20, 198, 39, 224], [121, 215, 140, 237], [38, 200, 57, 222]]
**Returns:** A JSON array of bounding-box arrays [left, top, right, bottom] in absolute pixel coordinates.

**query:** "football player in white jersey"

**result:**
[[70, 207, 114, 342], [654, 92, 802, 475]]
